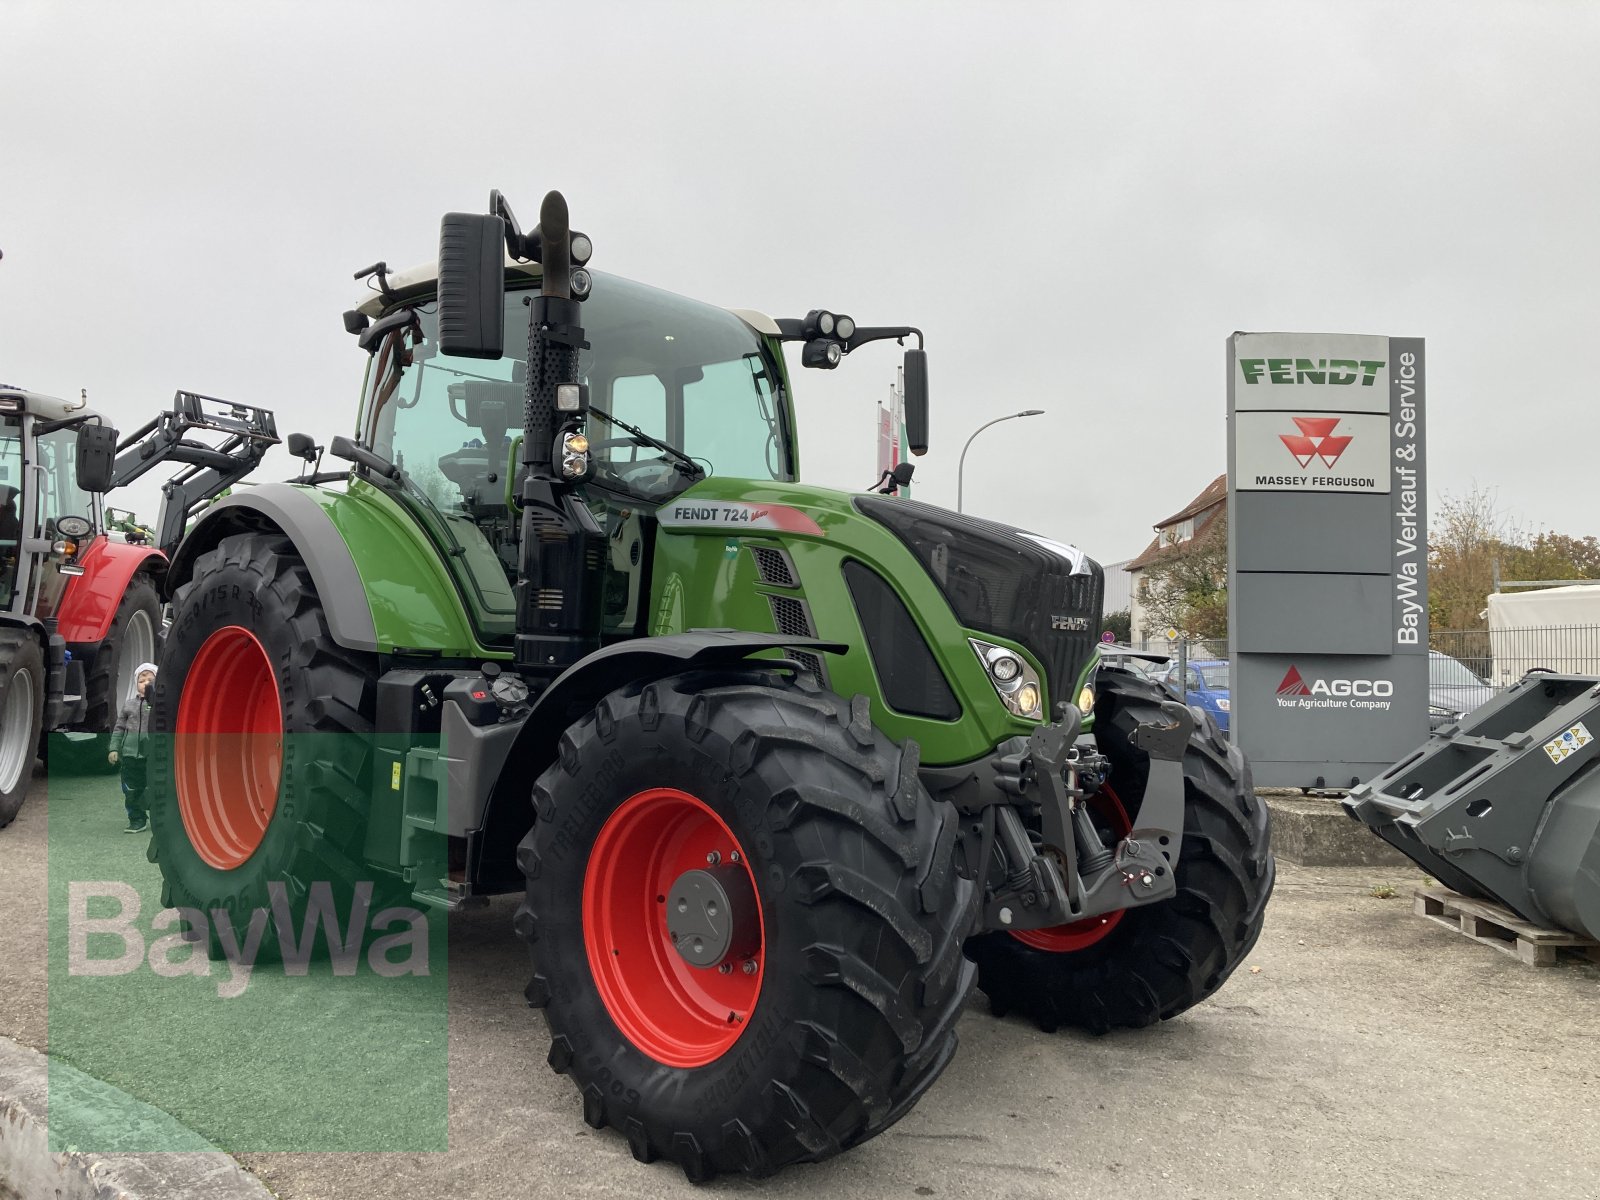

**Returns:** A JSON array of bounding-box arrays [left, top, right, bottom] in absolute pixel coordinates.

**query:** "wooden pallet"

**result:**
[[1413, 887, 1600, 968]]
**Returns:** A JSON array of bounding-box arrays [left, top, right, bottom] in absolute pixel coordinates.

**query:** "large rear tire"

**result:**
[[516, 671, 977, 1181], [51, 573, 161, 775], [0, 629, 45, 829], [148, 532, 394, 958], [965, 667, 1273, 1033]]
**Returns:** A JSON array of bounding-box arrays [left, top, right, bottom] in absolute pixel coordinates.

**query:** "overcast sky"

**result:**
[[3, 1, 1597, 566]]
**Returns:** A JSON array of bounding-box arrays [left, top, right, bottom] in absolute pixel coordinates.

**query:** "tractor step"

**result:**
[[410, 871, 490, 913], [1412, 887, 1600, 968]]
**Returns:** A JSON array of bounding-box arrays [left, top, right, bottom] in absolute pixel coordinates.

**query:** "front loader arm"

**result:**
[[107, 391, 280, 557]]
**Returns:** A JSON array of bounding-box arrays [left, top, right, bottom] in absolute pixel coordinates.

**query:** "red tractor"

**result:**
[[0, 386, 278, 823]]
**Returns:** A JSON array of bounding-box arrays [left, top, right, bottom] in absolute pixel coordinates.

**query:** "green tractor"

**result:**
[[147, 191, 1273, 1179]]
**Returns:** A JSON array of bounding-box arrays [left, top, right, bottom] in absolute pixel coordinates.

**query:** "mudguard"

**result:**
[[468, 631, 845, 886], [55, 538, 165, 644], [167, 484, 379, 651]]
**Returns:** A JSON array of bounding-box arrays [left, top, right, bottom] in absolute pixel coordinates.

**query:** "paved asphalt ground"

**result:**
[[4, 767, 1597, 1200]]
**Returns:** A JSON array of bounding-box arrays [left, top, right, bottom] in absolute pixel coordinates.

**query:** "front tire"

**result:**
[[52, 573, 161, 774], [0, 629, 45, 828], [148, 532, 392, 958], [965, 667, 1273, 1033], [516, 672, 977, 1181]]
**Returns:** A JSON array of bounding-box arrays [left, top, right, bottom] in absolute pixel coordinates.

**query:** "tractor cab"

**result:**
[[0, 386, 106, 620], [350, 267, 802, 644]]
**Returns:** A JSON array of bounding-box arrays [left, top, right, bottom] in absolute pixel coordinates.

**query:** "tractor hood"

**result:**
[[655, 476, 1104, 732]]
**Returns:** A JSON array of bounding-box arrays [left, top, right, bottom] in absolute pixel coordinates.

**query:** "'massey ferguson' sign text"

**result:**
[[1234, 411, 1390, 494]]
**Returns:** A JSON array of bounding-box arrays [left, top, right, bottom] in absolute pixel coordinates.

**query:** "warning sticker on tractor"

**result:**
[[1542, 722, 1593, 764]]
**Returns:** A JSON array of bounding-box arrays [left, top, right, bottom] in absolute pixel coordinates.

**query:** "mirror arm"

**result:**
[[842, 325, 923, 352], [772, 321, 923, 351], [33, 413, 106, 437]]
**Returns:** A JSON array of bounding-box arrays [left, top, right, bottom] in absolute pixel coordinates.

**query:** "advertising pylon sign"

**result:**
[[1227, 333, 1427, 787]]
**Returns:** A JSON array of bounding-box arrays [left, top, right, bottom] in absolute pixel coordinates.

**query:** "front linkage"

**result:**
[[963, 699, 1196, 936]]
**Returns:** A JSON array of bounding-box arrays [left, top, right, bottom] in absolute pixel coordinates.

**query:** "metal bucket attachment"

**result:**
[[1343, 673, 1600, 940]]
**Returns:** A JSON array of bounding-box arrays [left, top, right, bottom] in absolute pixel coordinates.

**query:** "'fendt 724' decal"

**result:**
[[657, 500, 823, 536]]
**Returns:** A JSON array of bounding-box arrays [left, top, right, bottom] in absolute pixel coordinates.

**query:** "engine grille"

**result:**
[[855, 496, 1104, 714], [769, 594, 813, 638], [750, 545, 798, 588]]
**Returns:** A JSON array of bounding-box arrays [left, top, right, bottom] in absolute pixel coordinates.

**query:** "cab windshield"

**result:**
[[363, 271, 792, 509]]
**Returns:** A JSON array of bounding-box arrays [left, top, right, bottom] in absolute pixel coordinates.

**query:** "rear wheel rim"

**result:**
[[0, 668, 37, 794], [118, 608, 155, 710], [1010, 784, 1133, 953], [582, 787, 765, 1068], [175, 626, 282, 870]]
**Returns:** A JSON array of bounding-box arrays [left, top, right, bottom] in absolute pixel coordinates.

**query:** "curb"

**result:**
[[1261, 792, 1416, 870], [0, 1037, 271, 1200]]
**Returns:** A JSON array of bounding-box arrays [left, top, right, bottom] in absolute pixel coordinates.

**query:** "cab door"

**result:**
[[24, 425, 95, 621], [0, 416, 25, 612]]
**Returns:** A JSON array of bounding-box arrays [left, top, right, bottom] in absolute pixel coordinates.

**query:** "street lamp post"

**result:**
[[957, 409, 1045, 512]]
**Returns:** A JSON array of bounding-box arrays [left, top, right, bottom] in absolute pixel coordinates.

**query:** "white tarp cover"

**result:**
[[1485, 584, 1600, 683]]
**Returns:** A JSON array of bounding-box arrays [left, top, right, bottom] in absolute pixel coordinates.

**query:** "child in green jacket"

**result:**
[[109, 663, 158, 833]]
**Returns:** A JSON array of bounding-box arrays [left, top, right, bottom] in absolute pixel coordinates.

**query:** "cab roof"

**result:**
[[0, 385, 104, 424], [353, 257, 782, 337]]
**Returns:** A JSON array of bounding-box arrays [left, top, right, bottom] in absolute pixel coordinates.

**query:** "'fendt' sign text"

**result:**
[[1239, 359, 1385, 386]]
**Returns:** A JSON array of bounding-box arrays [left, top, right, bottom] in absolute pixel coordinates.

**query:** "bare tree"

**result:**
[[1138, 512, 1228, 645]]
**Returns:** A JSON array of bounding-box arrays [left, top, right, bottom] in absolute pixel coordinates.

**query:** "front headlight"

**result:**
[[1078, 684, 1095, 714], [970, 638, 1044, 721], [1216, 698, 1230, 712]]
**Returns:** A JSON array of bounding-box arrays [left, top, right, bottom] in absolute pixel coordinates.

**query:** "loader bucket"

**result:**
[[1343, 673, 1600, 940]]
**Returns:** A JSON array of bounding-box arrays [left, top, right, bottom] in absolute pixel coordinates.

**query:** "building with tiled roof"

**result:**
[[1126, 473, 1226, 642]]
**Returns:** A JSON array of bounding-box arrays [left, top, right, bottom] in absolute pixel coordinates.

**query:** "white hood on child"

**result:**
[[135, 663, 159, 677]]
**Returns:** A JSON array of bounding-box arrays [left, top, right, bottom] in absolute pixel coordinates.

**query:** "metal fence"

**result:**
[[1432, 625, 1600, 691]]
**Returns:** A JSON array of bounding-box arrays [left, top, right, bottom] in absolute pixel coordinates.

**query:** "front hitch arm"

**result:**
[[983, 700, 1195, 932]]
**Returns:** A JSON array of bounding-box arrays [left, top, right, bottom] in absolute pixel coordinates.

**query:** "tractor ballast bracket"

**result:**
[[980, 700, 1194, 933]]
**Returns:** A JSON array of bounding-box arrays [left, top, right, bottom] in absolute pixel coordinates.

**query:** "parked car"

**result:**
[[1096, 644, 1169, 682], [1160, 659, 1230, 734], [1429, 649, 1494, 730]]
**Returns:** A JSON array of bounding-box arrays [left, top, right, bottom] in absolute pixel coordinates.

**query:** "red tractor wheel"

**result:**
[[148, 532, 394, 959], [582, 787, 765, 1068], [517, 671, 976, 1181], [174, 625, 282, 870]]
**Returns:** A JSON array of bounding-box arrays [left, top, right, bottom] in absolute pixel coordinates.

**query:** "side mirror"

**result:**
[[437, 212, 506, 359], [75, 423, 118, 493], [891, 461, 915, 487], [902, 348, 928, 455]]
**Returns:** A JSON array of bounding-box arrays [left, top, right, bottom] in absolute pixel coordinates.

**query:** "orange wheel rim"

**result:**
[[175, 625, 282, 870]]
